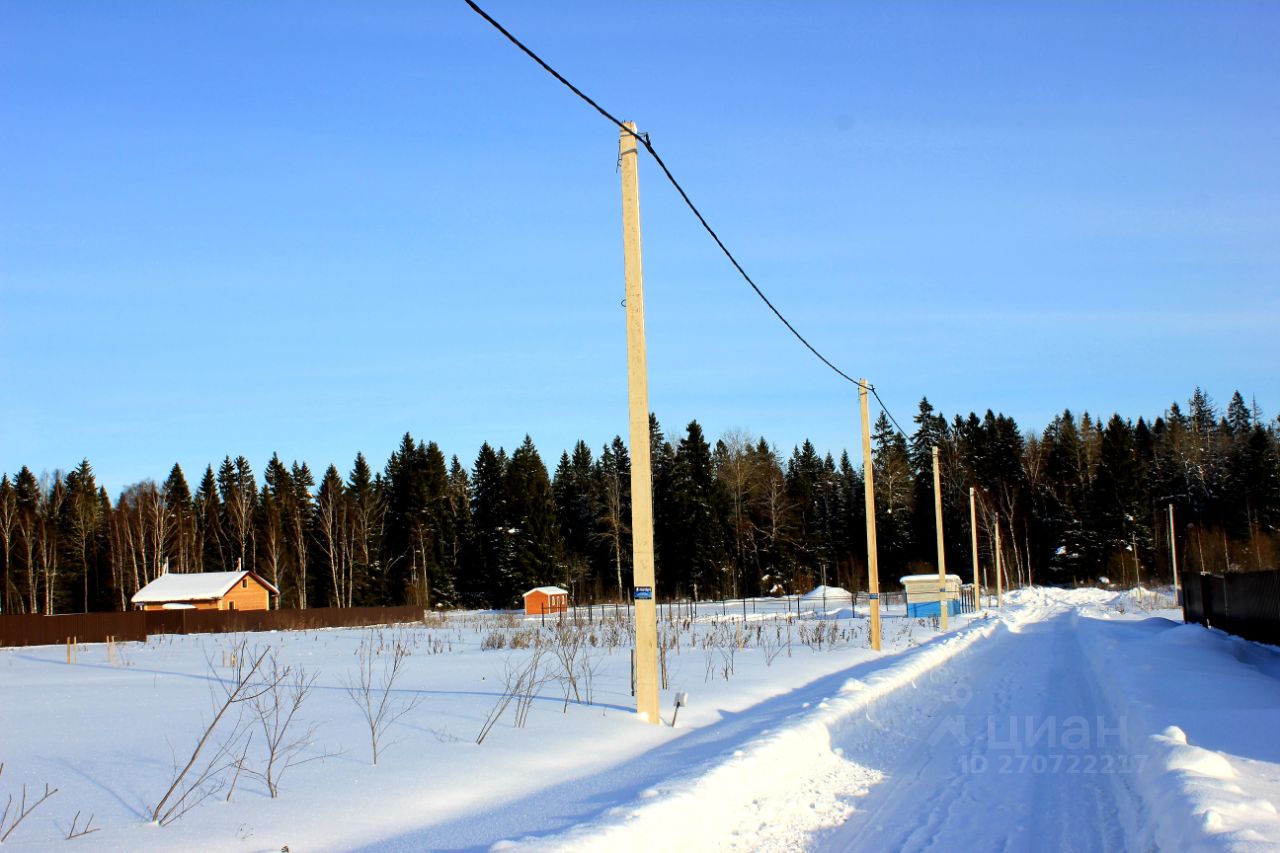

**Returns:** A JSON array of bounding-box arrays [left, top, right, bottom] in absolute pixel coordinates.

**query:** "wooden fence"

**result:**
[[0, 605, 425, 649]]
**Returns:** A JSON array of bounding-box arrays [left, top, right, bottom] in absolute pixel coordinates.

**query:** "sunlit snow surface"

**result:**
[[2, 588, 1278, 852]]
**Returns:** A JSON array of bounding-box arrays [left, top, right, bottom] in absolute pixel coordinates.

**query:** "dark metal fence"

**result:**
[[1182, 569, 1280, 646], [0, 605, 424, 649]]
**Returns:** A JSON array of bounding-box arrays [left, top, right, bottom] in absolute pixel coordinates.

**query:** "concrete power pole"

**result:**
[[619, 122, 659, 724], [969, 487, 980, 611], [933, 446, 948, 630], [859, 380, 882, 651]]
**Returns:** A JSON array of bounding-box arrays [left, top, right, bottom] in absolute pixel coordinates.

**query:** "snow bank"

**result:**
[[800, 585, 853, 601], [1076, 613, 1280, 851], [510, 615, 1005, 851]]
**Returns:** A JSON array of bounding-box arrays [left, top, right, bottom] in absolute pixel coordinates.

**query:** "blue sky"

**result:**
[[2, 1, 1277, 495]]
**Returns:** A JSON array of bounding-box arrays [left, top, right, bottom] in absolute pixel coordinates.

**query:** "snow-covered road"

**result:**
[[512, 589, 1280, 853], [827, 609, 1139, 852]]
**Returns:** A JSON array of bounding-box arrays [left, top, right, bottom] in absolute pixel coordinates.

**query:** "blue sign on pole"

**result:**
[[634, 586, 653, 601]]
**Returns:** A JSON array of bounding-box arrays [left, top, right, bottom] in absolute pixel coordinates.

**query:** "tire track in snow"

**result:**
[[823, 606, 1142, 853]]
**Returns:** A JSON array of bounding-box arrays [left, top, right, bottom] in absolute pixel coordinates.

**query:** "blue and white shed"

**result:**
[[900, 574, 963, 618]]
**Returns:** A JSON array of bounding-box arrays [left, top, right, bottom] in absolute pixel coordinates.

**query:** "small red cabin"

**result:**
[[523, 586, 569, 616]]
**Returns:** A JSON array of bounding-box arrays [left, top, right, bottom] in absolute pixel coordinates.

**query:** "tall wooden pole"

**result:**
[[932, 446, 948, 630], [1169, 503, 1180, 600], [859, 380, 881, 651], [619, 122, 659, 724], [1132, 532, 1141, 590], [969, 487, 980, 612], [994, 516, 1004, 609]]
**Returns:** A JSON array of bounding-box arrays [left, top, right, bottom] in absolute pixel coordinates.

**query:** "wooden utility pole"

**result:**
[[1131, 532, 1141, 590], [932, 446, 948, 630], [969, 487, 980, 611], [1169, 503, 1180, 601], [994, 516, 1004, 608], [619, 122, 659, 724], [859, 380, 882, 651]]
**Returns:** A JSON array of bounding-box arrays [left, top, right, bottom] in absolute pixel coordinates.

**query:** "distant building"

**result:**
[[523, 586, 569, 616], [900, 574, 963, 618], [131, 571, 279, 612]]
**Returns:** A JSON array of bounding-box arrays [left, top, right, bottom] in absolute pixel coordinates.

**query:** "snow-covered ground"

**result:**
[[2, 588, 1278, 852]]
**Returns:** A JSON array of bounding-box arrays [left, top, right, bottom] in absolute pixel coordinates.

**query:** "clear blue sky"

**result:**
[[2, 1, 1277, 496]]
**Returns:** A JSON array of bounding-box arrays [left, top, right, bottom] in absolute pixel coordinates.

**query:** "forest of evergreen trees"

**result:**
[[1, 388, 1277, 615]]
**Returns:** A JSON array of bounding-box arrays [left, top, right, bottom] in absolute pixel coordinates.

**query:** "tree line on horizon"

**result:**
[[0, 387, 1277, 615]]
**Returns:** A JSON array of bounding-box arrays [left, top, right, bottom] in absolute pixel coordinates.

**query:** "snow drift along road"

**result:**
[[493, 589, 1280, 853]]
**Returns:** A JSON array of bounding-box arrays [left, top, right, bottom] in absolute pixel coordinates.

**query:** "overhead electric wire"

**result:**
[[463, 0, 911, 439]]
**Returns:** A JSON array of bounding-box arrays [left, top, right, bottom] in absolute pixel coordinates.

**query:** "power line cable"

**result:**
[[463, 0, 911, 438]]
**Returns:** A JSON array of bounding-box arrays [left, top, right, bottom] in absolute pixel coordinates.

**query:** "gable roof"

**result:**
[[522, 586, 569, 597], [131, 571, 280, 604]]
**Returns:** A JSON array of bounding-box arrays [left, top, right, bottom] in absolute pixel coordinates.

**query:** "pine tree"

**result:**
[[873, 412, 913, 572], [666, 421, 728, 597], [784, 440, 827, 591], [442, 456, 472, 604], [909, 398, 950, 568], [195, 465, 225, 572], [217, 456, 257, 573], [833, 450, 866, 590], [347, 452, 384, 605], [648, 415, 676, 592], [258, 454, 291, 599], [469, 442, 510, 607], [287, 462, 315, 608], [315, 464, 350, 607], [63, 458, 102, 612], [553, 441, 596, 598], [383, 434, 424, 605], [162, 464, 196, 573], [1089, 415, 1146, 580], [504, 436, 563, 603], [421, 441, 455, 608], [751, 437, 791, 596]]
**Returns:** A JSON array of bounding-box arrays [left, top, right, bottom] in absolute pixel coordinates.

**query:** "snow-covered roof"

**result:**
[[899, 574, 962, 584], [131, 571, 280, 604], [522, 586, 569, 597]]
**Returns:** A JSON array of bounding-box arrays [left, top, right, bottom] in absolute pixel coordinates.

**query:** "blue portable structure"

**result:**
[[901, 574, 963, 617]]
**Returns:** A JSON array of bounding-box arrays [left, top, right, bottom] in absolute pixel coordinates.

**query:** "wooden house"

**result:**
[[131, 570, 279, 612], [523, 586, 569, 616]]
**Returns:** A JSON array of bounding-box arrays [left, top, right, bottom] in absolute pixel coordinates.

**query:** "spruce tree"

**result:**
[[442, 456, 473, 604], [259, 453, 292, 599], [287, 462, 315, 608], [63, 458, 102, 612], [470, 442, 510, 607], [504, 436, 563, 603], [553, 441, 596, 597], [667, 421, 728, 596], [347, 452, 383, 605], [162, 464, 195, 573]]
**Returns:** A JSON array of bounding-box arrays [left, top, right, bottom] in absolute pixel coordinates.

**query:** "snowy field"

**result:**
[[2, 588, 1279, 852]]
